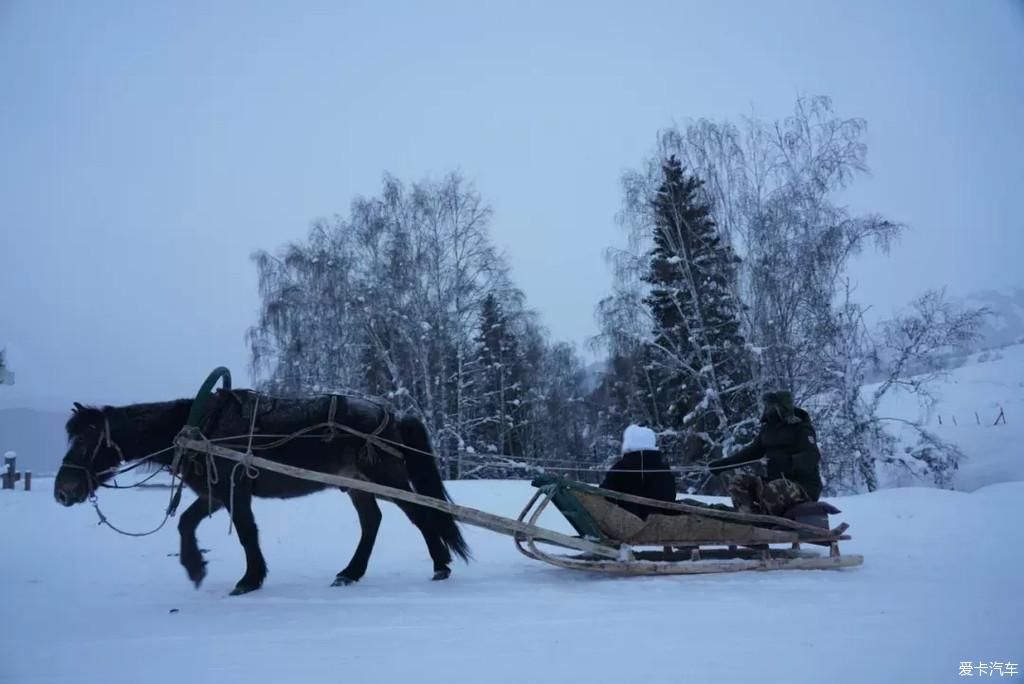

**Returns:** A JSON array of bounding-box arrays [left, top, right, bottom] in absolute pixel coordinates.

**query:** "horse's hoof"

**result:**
[[431, 568, 451, 581], [229, 581, 261, 596], [331, 574, 357, 587], [186, 561, 207, 588]]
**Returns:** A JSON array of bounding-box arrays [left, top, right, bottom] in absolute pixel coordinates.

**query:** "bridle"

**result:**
[[59, 413, 188, 537], [61, 415, 127, 501]]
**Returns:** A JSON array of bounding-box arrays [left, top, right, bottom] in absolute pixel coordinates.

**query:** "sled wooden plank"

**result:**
[[531, 478, 844, 548], [571, 489, 803, 545], [513, 515, 864, 575], [625, 547, 826, 562], [174, 437, 622, 560], [532, 475, 850, 538]]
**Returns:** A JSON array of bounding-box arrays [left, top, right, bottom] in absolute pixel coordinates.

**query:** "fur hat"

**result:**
[[762, 391, 800, 424], [621, 424, 658, 454]]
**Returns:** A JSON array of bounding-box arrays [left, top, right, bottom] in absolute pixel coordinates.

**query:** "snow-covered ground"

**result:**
[[870, 342, 1024, 492], [2, 477, 1021, 683], [1, 343, 1021, 683]]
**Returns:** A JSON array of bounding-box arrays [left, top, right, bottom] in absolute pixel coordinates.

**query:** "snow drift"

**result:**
[[870, 342, 1024, 491]]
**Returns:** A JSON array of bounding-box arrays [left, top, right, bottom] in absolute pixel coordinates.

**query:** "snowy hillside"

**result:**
[[869, 342, 1024, 492], [961, 287, 1024, 352], [2, 478, 1021, 684]]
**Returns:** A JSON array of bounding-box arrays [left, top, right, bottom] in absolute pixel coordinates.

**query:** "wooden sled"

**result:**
[[513, 475, 864, 576]]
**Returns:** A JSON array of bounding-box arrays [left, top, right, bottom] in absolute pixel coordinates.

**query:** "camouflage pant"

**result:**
[[726, 473, 810, 517]]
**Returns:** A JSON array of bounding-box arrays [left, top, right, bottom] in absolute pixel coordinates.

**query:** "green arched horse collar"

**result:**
[[186, 366, 232, 428]]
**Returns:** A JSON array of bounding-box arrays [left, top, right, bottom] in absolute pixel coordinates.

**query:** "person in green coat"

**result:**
[[707, 391, 824, 516]]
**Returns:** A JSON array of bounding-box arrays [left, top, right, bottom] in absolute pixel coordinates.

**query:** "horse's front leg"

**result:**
[[178, 496, 223, 588], [224, 484, 268, 596]]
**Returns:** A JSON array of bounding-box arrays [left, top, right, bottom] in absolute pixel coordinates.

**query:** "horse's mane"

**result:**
[[65, 403, 106, 437], [65, 400, 193, 474]]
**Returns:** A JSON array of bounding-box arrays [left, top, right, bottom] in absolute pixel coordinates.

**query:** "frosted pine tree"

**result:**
[[642, 155, 758, 489]]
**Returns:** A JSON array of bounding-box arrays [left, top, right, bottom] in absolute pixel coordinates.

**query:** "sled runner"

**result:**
[[512, 475, 864, 575]]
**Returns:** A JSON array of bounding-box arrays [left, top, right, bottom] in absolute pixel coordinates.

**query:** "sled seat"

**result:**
[[783, 500, 841, 529]]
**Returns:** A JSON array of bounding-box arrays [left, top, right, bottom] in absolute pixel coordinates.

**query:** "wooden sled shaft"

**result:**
[[174, 437, 623, 560]]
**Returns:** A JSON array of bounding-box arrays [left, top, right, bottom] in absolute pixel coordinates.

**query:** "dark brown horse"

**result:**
[[53, 387, 470, 595]]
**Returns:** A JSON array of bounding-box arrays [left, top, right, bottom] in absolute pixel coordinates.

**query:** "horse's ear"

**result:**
[[72, 402, 84, 413]]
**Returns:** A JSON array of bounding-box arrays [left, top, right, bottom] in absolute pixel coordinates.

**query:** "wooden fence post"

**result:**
[[1, 454, 14, 490], [2, 453, 29, 491]]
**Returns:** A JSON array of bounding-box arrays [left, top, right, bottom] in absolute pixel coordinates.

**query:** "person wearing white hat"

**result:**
[[599, 424, 677, 519]]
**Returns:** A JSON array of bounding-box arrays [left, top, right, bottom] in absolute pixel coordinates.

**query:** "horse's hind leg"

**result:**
[[393, 500, 453, 581], [333, 490, 382, 586], [366, 462, 454, 581], [178, 496, 223, 588]]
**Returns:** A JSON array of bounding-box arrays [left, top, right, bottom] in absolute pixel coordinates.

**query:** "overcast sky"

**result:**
[[2, 0, 1022, 411]]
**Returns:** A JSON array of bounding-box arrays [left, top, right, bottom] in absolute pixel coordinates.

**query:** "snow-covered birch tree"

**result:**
[[247, 171, 607, 479]]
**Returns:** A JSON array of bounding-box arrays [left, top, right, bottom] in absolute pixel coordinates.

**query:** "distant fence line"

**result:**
[[935, 407, 1007, 427]]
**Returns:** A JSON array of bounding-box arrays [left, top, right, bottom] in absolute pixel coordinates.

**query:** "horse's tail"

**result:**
[[397, 415, 471, 562]]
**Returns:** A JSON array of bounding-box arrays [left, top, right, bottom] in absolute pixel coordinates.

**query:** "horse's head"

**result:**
[[54, 402, 125, 507]]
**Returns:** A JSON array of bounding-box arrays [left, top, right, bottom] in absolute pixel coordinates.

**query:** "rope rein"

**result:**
[[83, 386, 751, 538], [89, 432, 187, 538], [324, 394, 339, 442]]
